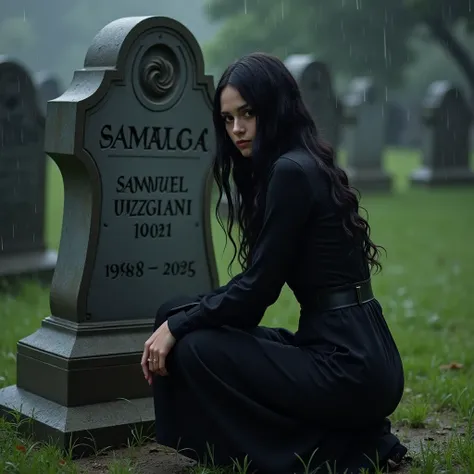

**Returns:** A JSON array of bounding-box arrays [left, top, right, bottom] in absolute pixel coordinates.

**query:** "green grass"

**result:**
[[1, 147, 474, 473]]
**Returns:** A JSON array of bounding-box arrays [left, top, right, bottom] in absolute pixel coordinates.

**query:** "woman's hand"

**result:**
[[141, 321, 176, 384]]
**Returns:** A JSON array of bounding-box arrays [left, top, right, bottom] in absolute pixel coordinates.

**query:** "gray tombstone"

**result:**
[[0, 57, 57, 286], [385, 101, 406, 146], [35, 71, 62, 115], [342, 77, 393, 193], [0, 16, 219, 454], [284, 54, 355, 154], [411, 80, 474, 186]]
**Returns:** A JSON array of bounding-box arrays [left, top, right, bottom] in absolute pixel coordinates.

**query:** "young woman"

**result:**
[[141, 52, 407, 474]]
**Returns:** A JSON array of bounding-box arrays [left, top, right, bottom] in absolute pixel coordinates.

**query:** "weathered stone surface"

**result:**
[[0, 16, 218, 455], [0, 56, 57, 287]]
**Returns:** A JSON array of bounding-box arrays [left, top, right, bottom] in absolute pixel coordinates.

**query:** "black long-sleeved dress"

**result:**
[[151, 149, 407, 474]]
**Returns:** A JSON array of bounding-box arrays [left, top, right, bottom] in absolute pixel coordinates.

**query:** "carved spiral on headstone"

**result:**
[[141, 57, 175, 100]]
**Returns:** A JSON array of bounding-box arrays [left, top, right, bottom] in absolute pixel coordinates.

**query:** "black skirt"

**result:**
[[151, 295, 407, 474]]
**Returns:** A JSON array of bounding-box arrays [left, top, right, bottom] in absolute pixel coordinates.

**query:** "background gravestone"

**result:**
[[35, 71, 62, 115], [0, 56, 57, 287], [284, 54, 355, 156], [410, 80, 474, 186], [385, 101, 406, 147], [342, 76, 393, 193], [0, 16, 219, 453]]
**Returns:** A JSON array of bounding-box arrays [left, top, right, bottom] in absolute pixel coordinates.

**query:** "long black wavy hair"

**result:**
[[212, 52, 384, 276]]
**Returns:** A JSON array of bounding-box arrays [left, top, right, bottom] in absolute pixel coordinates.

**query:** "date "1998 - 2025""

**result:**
[[104, 261, 196, 279]]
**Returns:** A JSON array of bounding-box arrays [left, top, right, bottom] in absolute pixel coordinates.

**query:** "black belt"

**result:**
[[308, 279, 375, 312]]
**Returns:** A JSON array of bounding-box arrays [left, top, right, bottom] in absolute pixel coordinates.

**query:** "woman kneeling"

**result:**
[[141, 52, 407, 474]]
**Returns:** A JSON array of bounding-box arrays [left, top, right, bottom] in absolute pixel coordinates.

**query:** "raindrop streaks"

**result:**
[[340, 19, 345, 41]]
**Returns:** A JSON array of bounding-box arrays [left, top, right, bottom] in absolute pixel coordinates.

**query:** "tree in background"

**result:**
[[408, 0, 474, 95], [0, 0, 219, 86], [0, 17, 37, 59], [0, 1, 70, 72], [1, 0, 472, 100], [203, 0, 474, 97]]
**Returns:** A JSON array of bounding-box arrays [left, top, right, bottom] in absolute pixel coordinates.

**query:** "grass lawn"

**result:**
[[1, 147, 474, 473]]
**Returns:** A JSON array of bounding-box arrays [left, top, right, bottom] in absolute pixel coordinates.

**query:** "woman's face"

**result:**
[[220, 85, 256, 158]]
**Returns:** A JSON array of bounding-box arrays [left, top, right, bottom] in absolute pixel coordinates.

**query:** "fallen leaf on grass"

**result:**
[[439, 362, 463, 370]]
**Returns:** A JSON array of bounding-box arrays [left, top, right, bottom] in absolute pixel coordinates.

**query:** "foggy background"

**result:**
[[2, 0, 473, 131]]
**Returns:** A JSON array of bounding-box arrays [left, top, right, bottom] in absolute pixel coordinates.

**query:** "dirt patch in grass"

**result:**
[[392, 411, 468, 473], [74, 414, 468, 474], [74, 443, 195, 474]]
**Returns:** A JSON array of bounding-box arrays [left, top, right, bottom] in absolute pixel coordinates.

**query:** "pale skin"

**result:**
[[141, 85, 257, 384]]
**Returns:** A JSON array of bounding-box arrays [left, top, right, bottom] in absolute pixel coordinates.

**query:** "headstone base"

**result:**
[[14, 315, 154, 404], [410, 167, 474, 187], [0, 249, 57, 288], [0, 315, 156, 455], [0, 385, 155, 457], [346, 169, 393, 193]]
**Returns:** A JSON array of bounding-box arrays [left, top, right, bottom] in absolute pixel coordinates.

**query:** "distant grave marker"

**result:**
[[0, 16, 218, 453], [342, 76, 393, 192], [411, 80, 474, 186], [35, 71, 62, 115], [0, 56, 57, 286], [284, 54, 355, 153]]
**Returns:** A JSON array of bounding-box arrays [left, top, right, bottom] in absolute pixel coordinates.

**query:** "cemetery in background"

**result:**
[[0, 7, 474, 474]]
